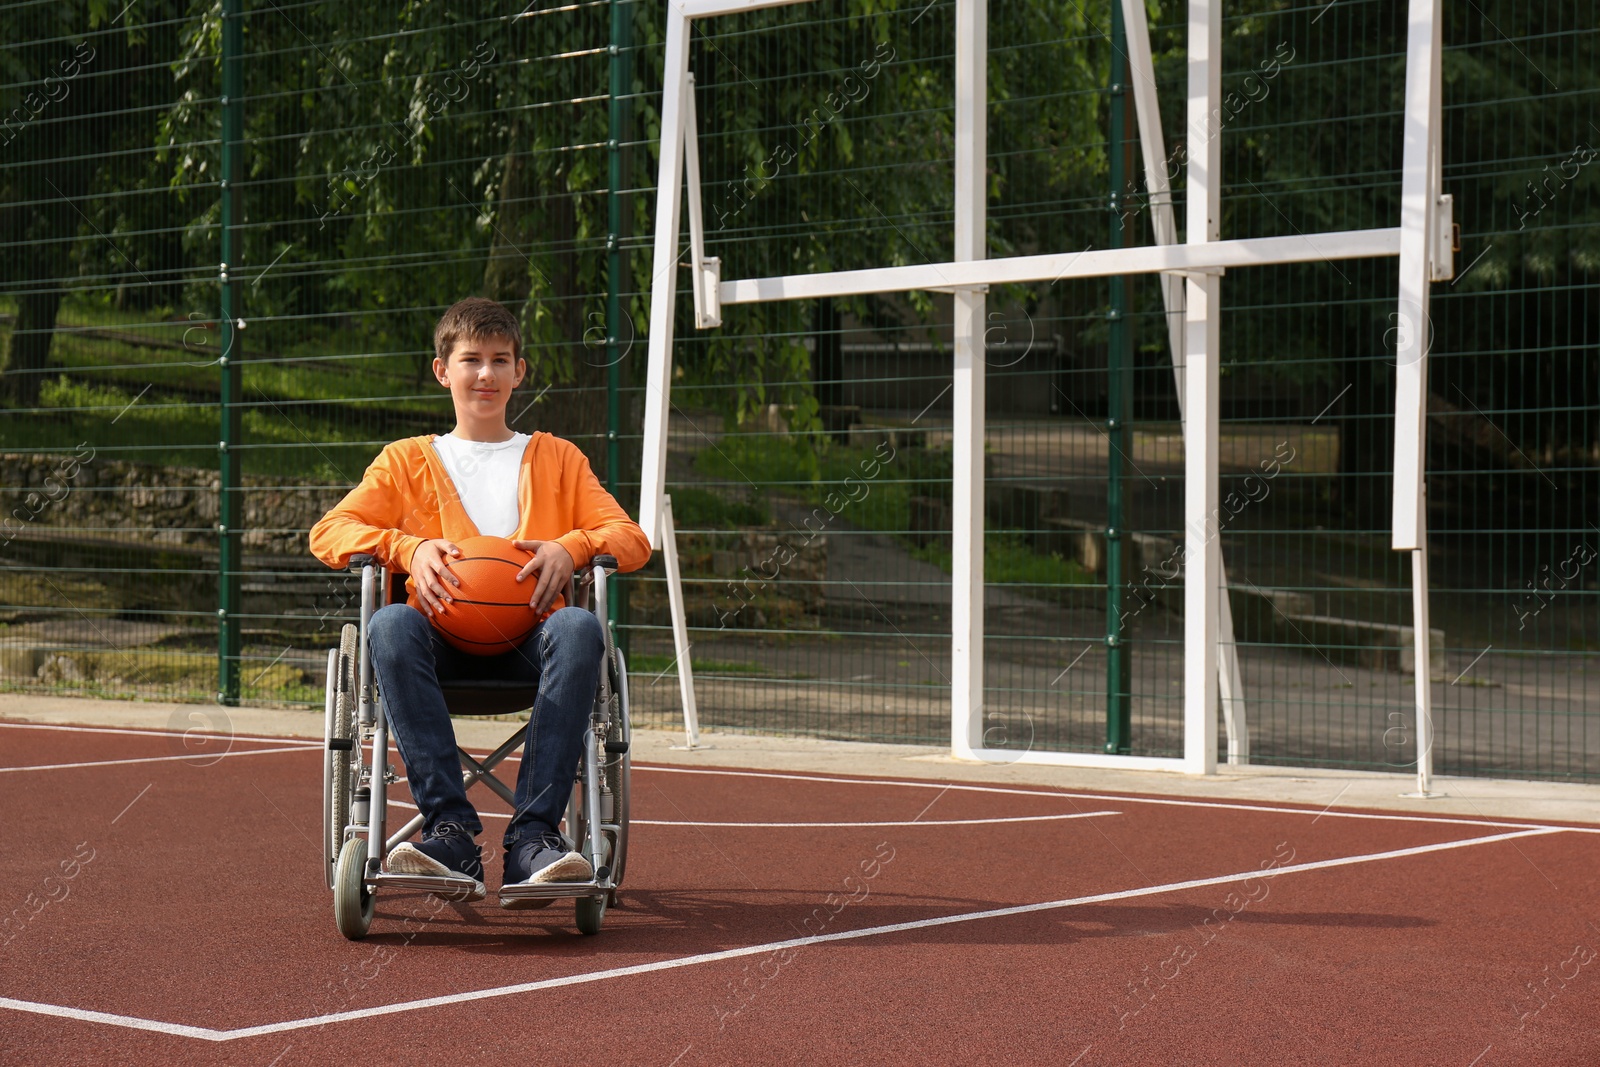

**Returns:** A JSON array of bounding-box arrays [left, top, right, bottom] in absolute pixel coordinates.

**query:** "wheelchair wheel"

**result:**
[[605, 646, 631, 903], [333, 836, 374, 940], [323, 624, 358, 889], [575, 893, 606, 935]]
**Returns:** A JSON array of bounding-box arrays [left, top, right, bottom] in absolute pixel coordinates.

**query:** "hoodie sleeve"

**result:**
[[548, 442, 653, 574], [308, 441, 432, 573]]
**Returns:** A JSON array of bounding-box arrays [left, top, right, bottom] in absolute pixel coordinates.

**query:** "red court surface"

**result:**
[[2, 719, 1598, 1066]]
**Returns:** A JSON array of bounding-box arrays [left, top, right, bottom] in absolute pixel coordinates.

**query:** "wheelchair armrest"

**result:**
[[569, 555, 618, 611], [347, 553, 376, 573]]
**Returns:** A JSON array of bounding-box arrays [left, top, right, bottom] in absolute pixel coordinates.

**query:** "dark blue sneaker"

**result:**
[[387, 821, 486, 901], [499, 833, 591, 910]]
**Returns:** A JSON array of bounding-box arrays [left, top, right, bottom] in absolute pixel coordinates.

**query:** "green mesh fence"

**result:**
[[1, 2, 224, 705], [1, 1, 1595, 781]]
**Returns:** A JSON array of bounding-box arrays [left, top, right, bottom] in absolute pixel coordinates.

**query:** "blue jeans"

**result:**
[[367, 603, 604, 849]]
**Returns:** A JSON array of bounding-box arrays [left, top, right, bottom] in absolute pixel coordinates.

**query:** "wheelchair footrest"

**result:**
[[497, 878, 611, 903], [368, 872, 483, 899]]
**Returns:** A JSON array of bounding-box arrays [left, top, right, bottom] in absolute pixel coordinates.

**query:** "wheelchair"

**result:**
[[320, 551, 631, 941]]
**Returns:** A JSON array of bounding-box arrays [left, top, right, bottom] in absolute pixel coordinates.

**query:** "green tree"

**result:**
[[0, 1, 190, 405]]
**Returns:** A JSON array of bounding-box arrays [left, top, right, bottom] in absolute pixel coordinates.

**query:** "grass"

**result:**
[[0, 293, 458, 479], [27, 374, 392, 481], [911, 533, 1096, 587], [668, 485, 772, 529], [692, 432, 953, 537], [11, 298, 429, 405], [691, 431, 1091, 590], [692, 433, 823, 489]]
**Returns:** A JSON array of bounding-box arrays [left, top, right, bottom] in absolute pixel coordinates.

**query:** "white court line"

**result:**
[[631, 765, 1600, 834], [634, 813, 1119, 827], [0, 826, 1564, 1042], [387, 756, 1598, 836], [384, 796, 1120, 828], [12, 722, 1586, 834], [0, 722, 317, 747], [0, 746, 319, 774]]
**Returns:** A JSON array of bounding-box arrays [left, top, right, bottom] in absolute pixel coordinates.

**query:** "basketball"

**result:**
[[425, 535, 540, 655]]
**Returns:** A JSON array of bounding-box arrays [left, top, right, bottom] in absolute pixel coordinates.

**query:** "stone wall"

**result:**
[[641, 527, 830, 629], [0, 449, 828, 631], [0, 450, 345, 554]]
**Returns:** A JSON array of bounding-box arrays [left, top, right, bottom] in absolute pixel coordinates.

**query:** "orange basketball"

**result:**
[[426, 535, 540, 655]]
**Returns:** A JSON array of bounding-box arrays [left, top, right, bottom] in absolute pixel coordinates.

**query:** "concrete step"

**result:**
[[1277, 613, 1446, 675]]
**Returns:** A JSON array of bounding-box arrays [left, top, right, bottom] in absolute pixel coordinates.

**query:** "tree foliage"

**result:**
[[0, 0, 1594, 502]]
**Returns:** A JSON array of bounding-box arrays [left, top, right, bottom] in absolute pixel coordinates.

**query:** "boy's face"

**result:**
[[433, 333, 525, 418]]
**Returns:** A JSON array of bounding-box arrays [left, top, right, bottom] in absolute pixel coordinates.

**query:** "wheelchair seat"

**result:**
[[439, 680, 542, 718]]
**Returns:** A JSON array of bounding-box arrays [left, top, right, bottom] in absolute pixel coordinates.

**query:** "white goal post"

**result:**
[[638, 0, 1448, 784]]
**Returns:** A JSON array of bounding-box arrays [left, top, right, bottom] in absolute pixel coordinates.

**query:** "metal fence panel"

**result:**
[[1, 0, 1595, 782]]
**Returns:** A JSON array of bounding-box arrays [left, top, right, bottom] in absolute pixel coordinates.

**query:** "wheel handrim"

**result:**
[[327, 625, 358, 887]]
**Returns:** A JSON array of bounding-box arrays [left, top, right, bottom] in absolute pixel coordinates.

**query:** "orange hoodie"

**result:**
[[308, 432, 651, 614]]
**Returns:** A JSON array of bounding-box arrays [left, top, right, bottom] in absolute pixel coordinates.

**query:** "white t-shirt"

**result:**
[[431, 432, 529, 539]]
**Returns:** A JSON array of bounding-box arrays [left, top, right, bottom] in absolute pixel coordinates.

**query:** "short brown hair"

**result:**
[[433, 297, 522, 363]]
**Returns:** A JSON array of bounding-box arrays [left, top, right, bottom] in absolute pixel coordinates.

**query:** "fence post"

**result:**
[[1105, 2, 1134, 754], [606, 0, 634, 644], [217, 0, 243, 705], [605, 0, 631, 500], [1181, 0, 1223, 776]]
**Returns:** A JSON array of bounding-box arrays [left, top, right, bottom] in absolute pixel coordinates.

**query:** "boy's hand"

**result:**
[[512, 539, 574, 614], [410, 539, 462, 617]]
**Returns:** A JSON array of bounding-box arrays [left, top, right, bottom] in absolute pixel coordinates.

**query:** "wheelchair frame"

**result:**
[[321, 551, 631, 940]]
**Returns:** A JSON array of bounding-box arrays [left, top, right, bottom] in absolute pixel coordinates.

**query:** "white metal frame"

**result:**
[[1393, 0, 1449, 795], [658, 494, 703, 748], [639, 0, 1445, 781], [1122, 0, 1248, 767]]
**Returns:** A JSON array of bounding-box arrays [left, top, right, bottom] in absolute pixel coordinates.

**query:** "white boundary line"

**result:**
[[7, 723, 1591, 835], [0, 746, 319, 774], [385, 795, 1122, 828], [0, 722, 317, 746], [630, 765, 1600, 834], [631, 813, 1119, 827], [0, 826, 1564, 1042]]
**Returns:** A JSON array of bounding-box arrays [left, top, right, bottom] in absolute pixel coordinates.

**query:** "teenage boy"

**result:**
[[309, 297, 650, 904]]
